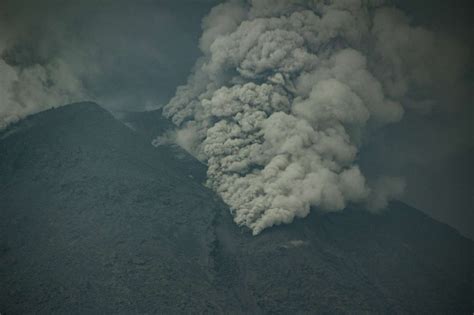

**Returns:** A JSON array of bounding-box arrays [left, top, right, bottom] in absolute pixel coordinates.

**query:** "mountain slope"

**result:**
[[213, 202, 473, 313], [0, 103, 232, 313], [1, 103, 472, 313]]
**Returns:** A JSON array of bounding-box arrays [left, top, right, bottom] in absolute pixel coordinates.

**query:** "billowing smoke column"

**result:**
[[163, 0, 422, 235]]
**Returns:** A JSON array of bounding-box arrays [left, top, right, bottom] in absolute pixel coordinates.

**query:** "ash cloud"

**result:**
[[0, 0, 219, 128], [163, 0, 471, 234], [0, 53, 87, 129], [0, 1, 89, 128], [0, 0, 472, 237]]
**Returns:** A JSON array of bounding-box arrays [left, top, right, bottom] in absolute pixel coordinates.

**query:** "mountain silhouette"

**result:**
[[1, 103, 472, 313]]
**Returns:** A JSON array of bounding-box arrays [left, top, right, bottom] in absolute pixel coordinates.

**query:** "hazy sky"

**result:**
[[1, 0, 472, 108], [0, 0, 221, 111], [1, 0, 472, 238]]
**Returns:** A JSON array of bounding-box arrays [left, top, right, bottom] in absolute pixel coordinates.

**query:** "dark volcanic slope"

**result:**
[[0, 103, 231, 313], [1, 103, 472, 314], [116, 108, 175, 141], [117, 108, 207, 183], [214, 202, 473, 314]]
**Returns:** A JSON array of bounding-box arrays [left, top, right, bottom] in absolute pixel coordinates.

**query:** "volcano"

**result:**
[[1, 103, 472, 313]]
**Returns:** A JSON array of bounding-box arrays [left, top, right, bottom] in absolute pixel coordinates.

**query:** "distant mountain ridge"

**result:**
[[1, 102, 472, 313]]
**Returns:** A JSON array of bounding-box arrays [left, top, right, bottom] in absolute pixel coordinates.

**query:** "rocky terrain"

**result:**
[[1, 103, 472, 313]]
